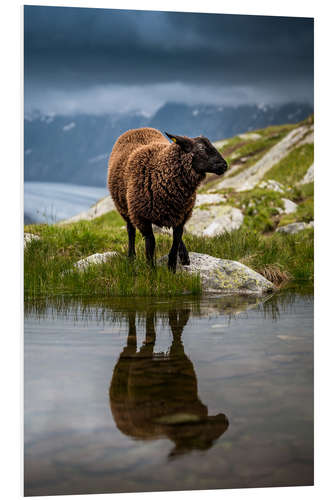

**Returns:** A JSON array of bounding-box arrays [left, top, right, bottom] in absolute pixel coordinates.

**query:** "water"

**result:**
[[24, 292, 313, 496], [24, 182, 108, 223]]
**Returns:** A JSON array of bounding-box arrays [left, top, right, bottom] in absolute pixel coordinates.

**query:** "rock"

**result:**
[[258, 179, 284, 193], [282, 198, 297, 214], [213, 139, 229, 150], [276, 198, 298, 215], [238, 132, 262, 141], [195, 193, 226, 206], [152, 225, 172, 235], [158, 252, 275, 295], [59, 195, 115, 225], [298, 164, 314, 185], [216, 125, 311, 192], [24, 233, 40, 248], [186, 205, 243, 237], [276, 221, 314, 234], [297, 126, 314, 146], [74, 251, 119, 270]]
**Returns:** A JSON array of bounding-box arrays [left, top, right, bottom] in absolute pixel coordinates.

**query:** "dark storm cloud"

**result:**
[[24, 5, 313, 113]]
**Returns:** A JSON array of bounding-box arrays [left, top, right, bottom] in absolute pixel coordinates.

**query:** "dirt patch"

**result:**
[[223, 140, 249, 157]]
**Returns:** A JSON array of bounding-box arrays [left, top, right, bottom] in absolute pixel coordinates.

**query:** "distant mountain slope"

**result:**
[[24, 102, 313, 187]]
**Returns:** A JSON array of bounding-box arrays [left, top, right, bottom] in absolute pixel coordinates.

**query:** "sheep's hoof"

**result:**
[[180, 256, 190, 266]]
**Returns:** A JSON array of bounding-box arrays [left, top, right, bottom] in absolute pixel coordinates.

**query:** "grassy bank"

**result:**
[[24, 211, 313, 299]]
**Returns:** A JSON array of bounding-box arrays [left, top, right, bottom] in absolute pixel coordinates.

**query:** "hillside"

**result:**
[[198, 113, 314, 234], [24, 102, 313, 187]]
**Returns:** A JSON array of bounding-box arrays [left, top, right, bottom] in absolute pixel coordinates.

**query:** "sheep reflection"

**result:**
[[109, 309, 229, 458]]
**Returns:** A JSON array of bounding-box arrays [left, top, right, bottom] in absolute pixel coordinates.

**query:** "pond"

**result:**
[[24, 290, 313, 496]]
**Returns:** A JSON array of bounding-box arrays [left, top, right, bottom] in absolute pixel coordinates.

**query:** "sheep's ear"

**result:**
[[165, 132, 193, 153]]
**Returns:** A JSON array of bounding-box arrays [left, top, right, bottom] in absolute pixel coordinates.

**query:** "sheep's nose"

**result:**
[[217, 160, 228, 175]]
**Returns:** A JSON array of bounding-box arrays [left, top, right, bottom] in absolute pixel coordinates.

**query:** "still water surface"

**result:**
[[24, 292, 313, 496]]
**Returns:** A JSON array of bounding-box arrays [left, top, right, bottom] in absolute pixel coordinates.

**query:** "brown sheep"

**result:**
[[107, 127, 228, 271]]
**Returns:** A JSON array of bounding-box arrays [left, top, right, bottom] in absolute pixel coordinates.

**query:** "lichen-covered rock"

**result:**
[[24, 233, 40, 248], [158, 252, 275, 295], [75, 251, 119, 270], [186, 205, 243, 237], [276, 221, 314, 234]]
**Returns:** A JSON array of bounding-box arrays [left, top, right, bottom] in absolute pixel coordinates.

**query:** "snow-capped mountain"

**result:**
[[24, 102, 313, 187]]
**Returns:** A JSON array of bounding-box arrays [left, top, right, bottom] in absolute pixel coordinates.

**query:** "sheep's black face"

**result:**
[[192, 137, 228, 176], [165, 132, 228, 176]]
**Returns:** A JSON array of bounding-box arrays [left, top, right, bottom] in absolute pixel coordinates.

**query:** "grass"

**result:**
[[225, 127, 294, 179], [24, 211, 314, 299], [278, 182, 314, 227], [263, 143, 314, 186], [24, 216, 201, 298]]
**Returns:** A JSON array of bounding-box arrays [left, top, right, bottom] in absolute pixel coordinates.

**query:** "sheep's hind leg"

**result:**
[[178, 239, 190, 266], [126, 220, 136, 258], [168, 225, 184, 273], [139, 221, 156, 267]]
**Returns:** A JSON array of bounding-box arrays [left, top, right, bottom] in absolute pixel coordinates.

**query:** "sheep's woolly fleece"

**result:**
[[107, 127, 205, 233]]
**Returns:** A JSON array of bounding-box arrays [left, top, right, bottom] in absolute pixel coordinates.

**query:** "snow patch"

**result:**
[[63, 122, 76, 132]]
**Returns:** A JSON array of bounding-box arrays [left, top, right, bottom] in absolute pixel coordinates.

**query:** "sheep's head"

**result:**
[[165, 132, 228, 176]]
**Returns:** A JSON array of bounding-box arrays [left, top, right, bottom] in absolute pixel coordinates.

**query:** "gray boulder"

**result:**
[[276, 198, 298, 215], [159, 252, 275, 295], [74, 251, 119, 270], [186, 205, 243, 237], [276, 221, 314, 234], [195, 193, 227, 206]]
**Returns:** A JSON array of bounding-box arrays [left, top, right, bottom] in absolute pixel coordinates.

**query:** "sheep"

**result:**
[[107, 127, 228, 272]]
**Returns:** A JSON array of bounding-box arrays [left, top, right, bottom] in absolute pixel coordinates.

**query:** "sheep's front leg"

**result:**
[[168, 225, 184, 272], [178, 239, 190, 266]]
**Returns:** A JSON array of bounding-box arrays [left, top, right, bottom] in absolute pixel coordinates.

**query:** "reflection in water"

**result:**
[[25, 292, 277, 322], [24, 290, 313, 496], [110, 309, 228, 458]]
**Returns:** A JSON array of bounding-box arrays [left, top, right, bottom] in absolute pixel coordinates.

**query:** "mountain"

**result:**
[[24, 102, 313, 187]]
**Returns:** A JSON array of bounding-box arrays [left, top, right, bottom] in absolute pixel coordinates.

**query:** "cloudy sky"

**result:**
[[24, 6, 314, 116]]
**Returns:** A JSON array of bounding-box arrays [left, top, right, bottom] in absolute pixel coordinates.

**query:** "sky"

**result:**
[[24, 6, 314, 116]]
